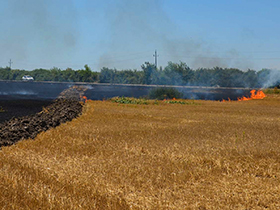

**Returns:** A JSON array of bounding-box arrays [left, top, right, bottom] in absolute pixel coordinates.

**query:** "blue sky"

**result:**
[[0, 0, 280, 71]]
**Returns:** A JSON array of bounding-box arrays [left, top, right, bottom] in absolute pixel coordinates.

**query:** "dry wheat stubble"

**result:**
[[0, 97, 280, 209]]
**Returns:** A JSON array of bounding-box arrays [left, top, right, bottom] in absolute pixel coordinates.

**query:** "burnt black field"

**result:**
[[0, 97, 53, 124], [0, 80, 252, 123], [0, 99, 83, 147]]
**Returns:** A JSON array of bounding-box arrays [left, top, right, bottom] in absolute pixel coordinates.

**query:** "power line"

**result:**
[[159, 54, 280, 60], [11, 55, 151, 70], [4, 49, 280, 70], [156, 49, 280, 54]]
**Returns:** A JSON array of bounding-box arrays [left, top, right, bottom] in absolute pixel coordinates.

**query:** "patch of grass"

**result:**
[[0, 106, 5, 112], [110, 96, 148, 105], [164, 98, 201, 105], [110, 97, 200, 106], [263, 87, 280, 94]]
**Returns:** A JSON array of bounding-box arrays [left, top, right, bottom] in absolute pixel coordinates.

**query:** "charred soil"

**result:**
[[0, 99, 53, 124], [0, 99, 83, 147]]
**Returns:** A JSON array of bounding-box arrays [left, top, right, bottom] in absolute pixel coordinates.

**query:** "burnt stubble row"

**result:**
[[0, 99, 83, 147]]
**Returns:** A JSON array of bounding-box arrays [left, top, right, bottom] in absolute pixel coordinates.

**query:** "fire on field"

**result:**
[[222, 89, 266, 102], [0, 93, 280, 209]]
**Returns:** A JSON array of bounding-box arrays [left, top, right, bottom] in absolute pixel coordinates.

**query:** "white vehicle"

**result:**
[[22, 75, 34, 81]]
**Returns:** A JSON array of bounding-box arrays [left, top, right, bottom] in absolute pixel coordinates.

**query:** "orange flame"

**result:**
[[222, 89, 266, 102], [250, 89, 266, 99], [82, 96, 87, 103]]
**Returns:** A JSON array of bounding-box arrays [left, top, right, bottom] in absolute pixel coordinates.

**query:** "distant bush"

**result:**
[[273, 87, 280, 94], [263, 88, 280, 94], [0, 106, 5, 112], [148, 87, 183, 100]]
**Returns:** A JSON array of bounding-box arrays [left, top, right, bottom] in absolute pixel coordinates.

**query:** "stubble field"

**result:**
[[0, 95, 280, 209]]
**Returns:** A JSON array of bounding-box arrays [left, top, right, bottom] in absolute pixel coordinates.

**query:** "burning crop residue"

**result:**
[[238, 89, 266, 101], [58, 85, 88, 101], [222, 89, 266, 102], [81, 96, 88, 103]]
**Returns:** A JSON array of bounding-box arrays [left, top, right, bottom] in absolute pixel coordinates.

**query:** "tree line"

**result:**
[[0, 62, 278, 88]]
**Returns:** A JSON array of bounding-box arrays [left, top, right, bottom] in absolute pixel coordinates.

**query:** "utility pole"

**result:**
[[153, 50, 159, 69], [8, 59, 13, 69]]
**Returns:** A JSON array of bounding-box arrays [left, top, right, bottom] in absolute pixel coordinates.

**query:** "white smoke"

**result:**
[[262, 69, 280, 88], [0, 90, 37, 95]]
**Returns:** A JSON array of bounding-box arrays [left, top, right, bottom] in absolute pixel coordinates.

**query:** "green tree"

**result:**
[[9, 69, 26, 80], [257, 69, 271, 87], [62, 68, 77, 82], [227, 68, 244, 87], [141, 62, 157, 85], [99, 67, 115, 83], [0, 67, 11, 80], [50, 67, 62, 81], [242, 69, 258, 88], [194, 68, 214, 86], [163, 61, 194, 85], [76, 65, 98, 82], [30, 68, 52, 81]]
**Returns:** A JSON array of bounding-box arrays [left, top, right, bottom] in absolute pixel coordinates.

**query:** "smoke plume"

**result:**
[[0, 0, 78, 69], [97, 0, 256, 70], [261, 69, 280, 88], [0, 0, 274, 71], [98, 0, 202, 69]]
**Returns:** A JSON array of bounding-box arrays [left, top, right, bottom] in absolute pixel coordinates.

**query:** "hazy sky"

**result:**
[[1, 0, 280, 71]]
